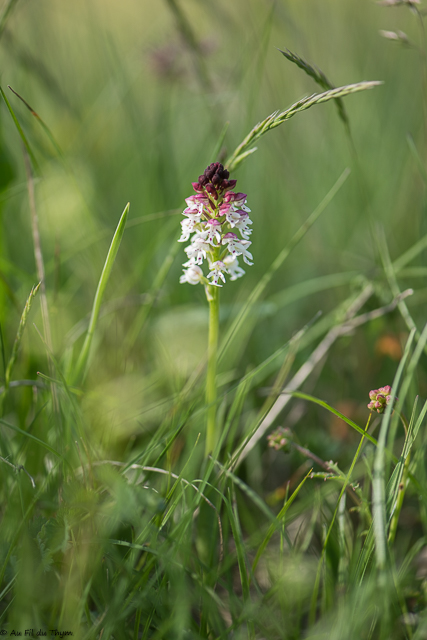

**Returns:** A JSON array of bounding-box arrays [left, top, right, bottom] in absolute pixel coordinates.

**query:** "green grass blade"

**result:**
[[310, 413, 372, 624], [372, 328, 416, 578], [226, 82, 381, 172], [219, 168, 350, 363], [4, 283, 40, 390], [269, 271, 358, 309], [252, 468, 312, 575], [406, 133, 427, 187], [0, 417, 69, 464], [0, 0, 19, 39], [278, 48, 349, 127], [210, 121, 229, 163], [289, 391, 379, 446], [377, 226, 417, 333], [0, 324, 6, 380], [226, 489, 255, 639], [8, 85, 65, 161], [73, 202, 129, 383], [214, 458, 276, 525], [0, 85, 39, 172]]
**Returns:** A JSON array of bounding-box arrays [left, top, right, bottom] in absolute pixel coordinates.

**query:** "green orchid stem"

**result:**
[[388, 411, 410, 545], [206, 284, 220, 456]]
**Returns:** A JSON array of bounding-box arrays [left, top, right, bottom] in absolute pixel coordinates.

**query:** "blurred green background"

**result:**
[[0, 0, 425, 463]]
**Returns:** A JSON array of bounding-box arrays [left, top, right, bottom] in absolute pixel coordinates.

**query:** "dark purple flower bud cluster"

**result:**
[[367, 385, 396, 414], [192, 162, 237, 200]]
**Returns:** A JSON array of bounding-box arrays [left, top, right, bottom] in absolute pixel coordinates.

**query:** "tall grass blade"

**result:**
[[226, 489, 255, 639], [4, 282, 40, 391], [288, 391, 379, 446], [0, 417, 68, 463], [226, 82, 381, 172], [7, 85, 65, 161], [0, 85, 39, 172], [210, 121, 229, 163], [377, 226, 417, 333], [407, 133, 427, 187], [279, 48, 349, 127], [252, 468, 312, 574], [74, 203, 129, 383], [164, 0, 213, 92], [310, 413, 371, 625], [0, 0, 19, 40], [372, 328, 415, 580]]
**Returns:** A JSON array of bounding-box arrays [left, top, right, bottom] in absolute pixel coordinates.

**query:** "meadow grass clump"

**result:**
[[0, 1, 427, 639]]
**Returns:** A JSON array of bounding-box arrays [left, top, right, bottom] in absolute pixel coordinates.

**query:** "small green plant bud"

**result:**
[[267, 426, 292, 452]]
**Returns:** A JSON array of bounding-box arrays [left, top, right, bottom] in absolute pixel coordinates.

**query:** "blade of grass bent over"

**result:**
[[226, 81, 381, 172], [0, 85, 39, 172], [289, 391, 379, 446], [74, 203, 129, 383], [8, 85, 65, 161], [218, 168, 350, 363], [278, 49, 349, 128]]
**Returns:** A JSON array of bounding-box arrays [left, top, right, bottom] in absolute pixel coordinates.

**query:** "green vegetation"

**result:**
[[1, 0, 427, 637]]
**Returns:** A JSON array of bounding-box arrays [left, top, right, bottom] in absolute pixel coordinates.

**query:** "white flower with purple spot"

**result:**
[[184, 237, 210, 265], [185, 194, 209, 215], [233, 212, 253, 240], [223, 255, 245, 281], [178, 217, 198, 242], [221, 233, 253, 265], [205, 219, 222, 245], [207, 261, 227, 287]]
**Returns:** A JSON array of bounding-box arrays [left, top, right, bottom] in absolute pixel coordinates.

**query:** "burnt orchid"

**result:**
[[178, 162, 253, 455], [179, 163, 253, 291]]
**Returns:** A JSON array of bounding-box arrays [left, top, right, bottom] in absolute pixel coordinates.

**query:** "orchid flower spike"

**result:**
[[178, 162, 253, 288]]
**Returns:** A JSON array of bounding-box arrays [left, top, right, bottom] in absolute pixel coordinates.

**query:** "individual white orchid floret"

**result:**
[[179, 264, 204, 285], [219, 202, 241, 228], [223, 255, 245, 281], [185, 194, 209, 216], [178, 217, 199, 242], [233, 212, 253, 240], [221, 232, 254, 265], [224, 191, 251, 213], [204, 218, 222, 246], [207, 261, 227, 287], [184, 237, 210, 265]]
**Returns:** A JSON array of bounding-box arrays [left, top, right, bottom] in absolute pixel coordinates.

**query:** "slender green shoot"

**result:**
[[4, 282, 40, 392], [73, 203, 129, 383]]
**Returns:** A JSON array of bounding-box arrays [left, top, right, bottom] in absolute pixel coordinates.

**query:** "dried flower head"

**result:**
[[367, 385, 397, 414], [179, 163, 253, 288]]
